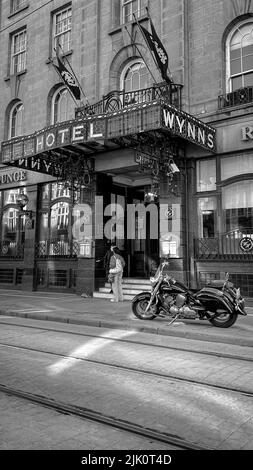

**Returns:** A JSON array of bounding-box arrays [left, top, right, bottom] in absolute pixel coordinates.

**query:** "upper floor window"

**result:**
[[51, 86, 74, 124], [53, 6, 72, 54], [11, 0, 27, 14], [121, 0, 146, 23], [121, 60, 149, 92], [11, 29, 27, 74], [227, 20, 253, 92], [9, 102, 24, 138]]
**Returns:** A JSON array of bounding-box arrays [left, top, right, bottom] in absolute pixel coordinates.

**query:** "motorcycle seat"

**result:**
[[208, 280, 234, 288]]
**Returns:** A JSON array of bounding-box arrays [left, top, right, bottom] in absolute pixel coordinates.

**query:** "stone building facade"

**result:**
[[0, 0, 252, 297]]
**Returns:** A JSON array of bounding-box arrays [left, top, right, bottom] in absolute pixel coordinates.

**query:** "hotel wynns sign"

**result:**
[[1, 100, 216, 172]]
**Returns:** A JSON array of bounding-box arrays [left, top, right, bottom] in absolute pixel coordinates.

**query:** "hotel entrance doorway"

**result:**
[[103, 182, 159, 279]]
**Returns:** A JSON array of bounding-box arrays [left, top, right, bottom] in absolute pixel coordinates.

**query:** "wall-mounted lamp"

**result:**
[[166, 159, 180, 177]]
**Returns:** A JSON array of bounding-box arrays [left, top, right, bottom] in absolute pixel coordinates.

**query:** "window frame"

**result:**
[[10, 28, 27, 75], [0, 188, 27, 244], [8, 102, 24, 139], [52, 5, 72, 55], [226, 19, 253, 92], [120, 59, 150, 91], [10, 0, 27, 14], [121, 0, 146, 24], [51, 86, 74, 124]]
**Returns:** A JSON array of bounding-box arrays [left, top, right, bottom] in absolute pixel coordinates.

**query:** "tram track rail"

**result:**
[[0, 318, 252, 363], [1, 340, 252, 398], [0, 383, 211, 451]]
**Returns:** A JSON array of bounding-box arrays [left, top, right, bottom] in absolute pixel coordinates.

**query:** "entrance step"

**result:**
[[93, 278, 151, 301]]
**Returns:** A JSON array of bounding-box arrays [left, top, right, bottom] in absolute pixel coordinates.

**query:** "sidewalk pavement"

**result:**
[[0, 289, 253, 347]]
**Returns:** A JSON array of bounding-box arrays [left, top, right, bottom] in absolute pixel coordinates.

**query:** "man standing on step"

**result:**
[[109, 246, 125, 302]]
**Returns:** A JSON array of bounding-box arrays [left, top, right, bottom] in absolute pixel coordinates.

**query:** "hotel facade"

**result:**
[[0, 0, 253, 297]]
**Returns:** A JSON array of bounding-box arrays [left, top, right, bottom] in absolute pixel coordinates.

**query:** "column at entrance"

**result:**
[[159, 168, 188, 284], [21, 186, 37, 291]]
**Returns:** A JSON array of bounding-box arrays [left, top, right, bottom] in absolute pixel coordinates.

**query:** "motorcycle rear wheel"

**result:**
[[132, 294, 157, 320], [209, 311, 238, 328]]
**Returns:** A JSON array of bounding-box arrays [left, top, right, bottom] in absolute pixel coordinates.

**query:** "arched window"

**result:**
[[121, 60, 149, 92], [1, 189, 27, 246], [51, 86, 74, 124], [226, 20, 253, 92], [9, 102, 24, 138]]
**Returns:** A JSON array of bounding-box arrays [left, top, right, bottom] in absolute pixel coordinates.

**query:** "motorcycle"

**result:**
[[131, 261, 246, 328]]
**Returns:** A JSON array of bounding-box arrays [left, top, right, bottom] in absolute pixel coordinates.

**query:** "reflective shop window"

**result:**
[[3, 188, 27, 206], [1, 188, 27, 246], [196, 159, 216, 192], [2, 208, 25, 242], [51, 182, 70, 200], [221, 154, 253, 180], [197, 197, 217, 238], [222, 180, 253, 233], [50, 202, 69, 240]]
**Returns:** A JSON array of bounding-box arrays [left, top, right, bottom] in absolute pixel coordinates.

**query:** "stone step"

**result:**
[[93, 292, 134, 301], [99, 287, 149, 295], [93, 278, 151, 301], [104, 283, 150, 291], [122, 278, 151, 285]]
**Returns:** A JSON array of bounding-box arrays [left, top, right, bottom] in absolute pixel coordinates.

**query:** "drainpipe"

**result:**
[[182, 0, 190, 112], [95, 0, 101, 100]]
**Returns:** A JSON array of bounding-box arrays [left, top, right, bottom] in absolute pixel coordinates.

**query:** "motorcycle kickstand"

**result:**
[[166, 312, 181, 326]]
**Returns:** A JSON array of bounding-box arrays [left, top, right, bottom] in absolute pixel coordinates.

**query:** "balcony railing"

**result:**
[[195, 230, 253, 260], [0, 241, 24, 259], [35, 239, 80, 259], [218, 86, 253, 109], [76, 82, 183, 118]]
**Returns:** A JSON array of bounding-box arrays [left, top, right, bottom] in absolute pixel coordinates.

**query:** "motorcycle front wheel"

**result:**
[[209, 311, 238, 328], [132, 293, 157, 320]]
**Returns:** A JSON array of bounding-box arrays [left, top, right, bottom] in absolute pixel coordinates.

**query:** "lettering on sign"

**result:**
[[0, 170, 27, 186], [242, 126, 253, 141], [162, 105, 215, 151], [1, 102, 217, 166]]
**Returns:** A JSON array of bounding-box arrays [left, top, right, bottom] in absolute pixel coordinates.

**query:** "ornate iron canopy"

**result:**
[[0, 99, 216, 191]]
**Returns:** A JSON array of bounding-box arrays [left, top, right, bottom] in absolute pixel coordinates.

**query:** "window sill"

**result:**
[[4, 69, 27, 81], [8, 3, 29, 18], [108, 14, 149, 36], [46, 49, 73, 64]]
